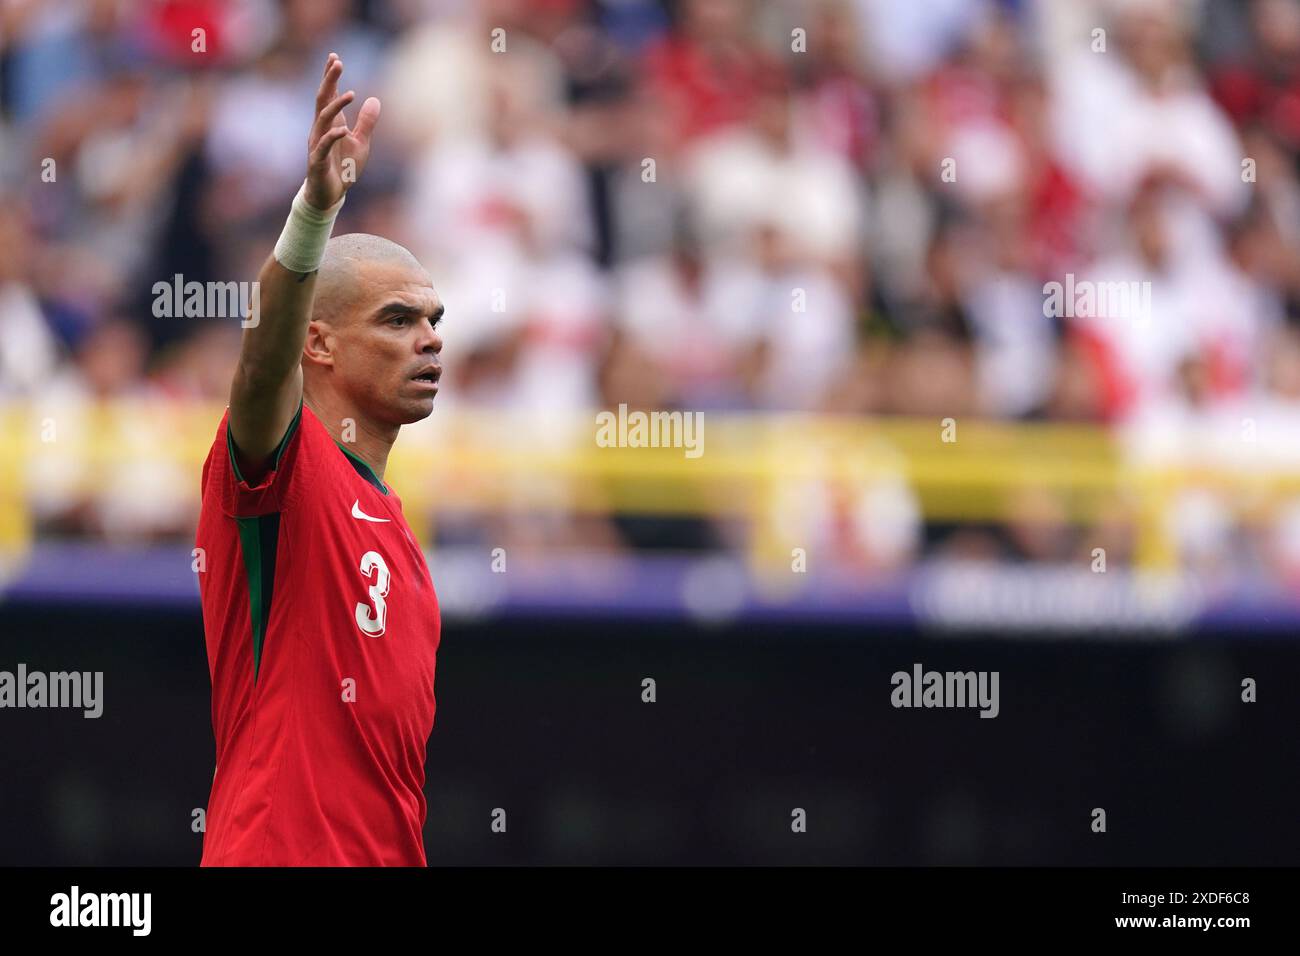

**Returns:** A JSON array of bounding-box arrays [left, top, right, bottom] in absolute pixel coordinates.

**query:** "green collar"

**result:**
[[335, 441, 389, 495]]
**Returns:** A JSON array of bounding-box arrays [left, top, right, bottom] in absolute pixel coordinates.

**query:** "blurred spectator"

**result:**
[[683, 66, 864, 266], [641, 0, 782, 146]]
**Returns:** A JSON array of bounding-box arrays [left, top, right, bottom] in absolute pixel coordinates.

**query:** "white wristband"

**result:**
[[273, 181, 345, 274]]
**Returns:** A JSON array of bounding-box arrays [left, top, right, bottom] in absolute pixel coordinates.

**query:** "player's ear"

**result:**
[[302, 319, 335, 368]]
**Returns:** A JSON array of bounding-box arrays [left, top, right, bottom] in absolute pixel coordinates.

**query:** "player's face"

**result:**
[[336, 261, 444, 425]]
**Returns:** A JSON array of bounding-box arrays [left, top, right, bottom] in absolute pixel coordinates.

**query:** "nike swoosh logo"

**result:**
[[351, 499, 391, 523]]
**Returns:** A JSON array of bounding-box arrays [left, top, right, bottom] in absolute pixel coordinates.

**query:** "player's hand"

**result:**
[[304, 52, 381, 211]]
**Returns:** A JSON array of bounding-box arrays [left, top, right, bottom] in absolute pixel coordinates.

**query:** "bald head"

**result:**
[[313, 233, 427, 326]]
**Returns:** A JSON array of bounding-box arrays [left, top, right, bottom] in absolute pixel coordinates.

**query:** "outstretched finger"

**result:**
[[313, 90, 355, 140], [315, 54, 341, 112], [351, 96, 381, 148], [309, 125, 349, 167]]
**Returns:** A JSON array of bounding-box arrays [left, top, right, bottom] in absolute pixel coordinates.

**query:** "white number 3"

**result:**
[[355, 550, 391, 637]]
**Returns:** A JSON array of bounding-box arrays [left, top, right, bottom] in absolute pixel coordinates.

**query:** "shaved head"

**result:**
[[313, 233, 427, 326]]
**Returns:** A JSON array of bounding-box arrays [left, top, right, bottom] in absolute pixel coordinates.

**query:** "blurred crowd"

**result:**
[[9, 0, 1300, 584]]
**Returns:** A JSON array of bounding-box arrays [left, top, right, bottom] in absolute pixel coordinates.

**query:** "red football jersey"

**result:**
[[196, 402, 440, 866]]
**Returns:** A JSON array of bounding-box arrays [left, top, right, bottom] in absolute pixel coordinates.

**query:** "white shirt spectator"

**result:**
[[406, 133, 595, 272], [684, 125, 865, 263], [965, 268, 1059, 417], [0, 283, 60, 398], [1050, 49, 1248, 218]]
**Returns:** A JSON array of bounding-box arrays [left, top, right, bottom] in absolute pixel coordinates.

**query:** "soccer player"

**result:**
[[195, 53, 443, 865]]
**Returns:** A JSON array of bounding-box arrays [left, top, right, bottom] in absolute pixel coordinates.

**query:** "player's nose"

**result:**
[[417, 320, 442, 354]]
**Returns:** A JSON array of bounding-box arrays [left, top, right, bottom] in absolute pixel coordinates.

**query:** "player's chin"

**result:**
[[393, 394, 437, 424], [385, 378, 439, 423]]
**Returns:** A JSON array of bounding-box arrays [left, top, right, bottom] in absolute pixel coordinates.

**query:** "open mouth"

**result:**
[[411, 367, 441, 386]]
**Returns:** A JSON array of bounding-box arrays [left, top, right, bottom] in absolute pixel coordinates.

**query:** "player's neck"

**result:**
[[303, 392, 397, 482]]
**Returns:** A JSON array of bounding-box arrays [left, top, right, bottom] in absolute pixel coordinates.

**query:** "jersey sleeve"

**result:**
[[207, 400, 320, 517]]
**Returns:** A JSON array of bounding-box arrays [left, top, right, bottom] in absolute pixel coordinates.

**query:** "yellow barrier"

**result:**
[[2, 402, 1298, 572]]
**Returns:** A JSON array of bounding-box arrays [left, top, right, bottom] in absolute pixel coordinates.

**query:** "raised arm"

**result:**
[[227, 52, 380, 482]]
